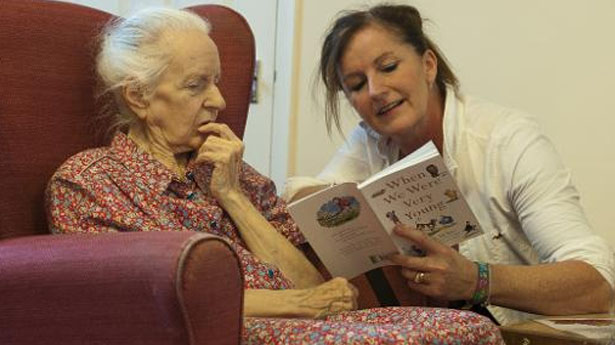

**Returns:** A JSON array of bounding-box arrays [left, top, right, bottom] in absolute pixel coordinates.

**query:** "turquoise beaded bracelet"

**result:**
[[470, 261, 491, 306]]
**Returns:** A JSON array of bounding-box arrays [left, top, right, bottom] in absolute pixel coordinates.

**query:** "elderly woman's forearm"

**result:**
[[244, 289, 311, 318], [219, 190, 323, 288], [244, 279, 358, 318]]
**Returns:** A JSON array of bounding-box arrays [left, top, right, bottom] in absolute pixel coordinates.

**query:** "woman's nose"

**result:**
[[367, 75, 386, 99]]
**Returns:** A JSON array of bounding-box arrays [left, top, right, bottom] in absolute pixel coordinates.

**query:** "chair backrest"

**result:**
[[0, 0, 255, 240]]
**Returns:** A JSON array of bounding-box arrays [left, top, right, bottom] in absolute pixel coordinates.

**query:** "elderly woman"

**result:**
[[46, 7, 504, 344], [285, 3, 614, 326]]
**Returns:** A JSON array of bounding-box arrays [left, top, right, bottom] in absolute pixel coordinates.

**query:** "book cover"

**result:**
[[288, 141, 483, 279]]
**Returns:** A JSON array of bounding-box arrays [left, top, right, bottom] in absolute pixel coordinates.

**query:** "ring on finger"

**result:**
[[413, 271, 427, 284]]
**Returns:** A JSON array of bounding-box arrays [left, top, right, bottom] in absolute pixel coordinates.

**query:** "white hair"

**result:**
[[96, 7, 211, 131]]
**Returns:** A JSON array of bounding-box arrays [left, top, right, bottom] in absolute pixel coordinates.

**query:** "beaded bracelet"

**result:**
[[470, 261, 491, 306]]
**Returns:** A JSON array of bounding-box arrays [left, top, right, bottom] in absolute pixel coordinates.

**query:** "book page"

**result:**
[[288, 182, 399, 279], [359, 142, 483, 251], [361, 140, 439, 186]]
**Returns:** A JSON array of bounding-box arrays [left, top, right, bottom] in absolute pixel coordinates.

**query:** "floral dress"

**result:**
[[46, 133, 504, 345]]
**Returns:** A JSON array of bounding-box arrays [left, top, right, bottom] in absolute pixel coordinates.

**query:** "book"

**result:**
[[288, 141, 483, 279]]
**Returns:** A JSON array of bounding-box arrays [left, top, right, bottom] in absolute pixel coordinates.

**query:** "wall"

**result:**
[[63, 0, 173, 15], [289, 0, 615, 246]]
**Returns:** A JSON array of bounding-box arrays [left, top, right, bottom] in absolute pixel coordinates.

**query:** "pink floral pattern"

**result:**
[[245, 307, 502, 344], [46, 133, 503, 344]]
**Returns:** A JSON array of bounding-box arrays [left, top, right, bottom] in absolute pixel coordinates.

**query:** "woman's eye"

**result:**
[[381, 62, 398, 72], [186, 80, 206, 93], [347, 80, 365, 92]]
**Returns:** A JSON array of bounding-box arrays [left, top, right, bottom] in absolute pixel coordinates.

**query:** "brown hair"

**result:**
[[319, 3, 459, 134]]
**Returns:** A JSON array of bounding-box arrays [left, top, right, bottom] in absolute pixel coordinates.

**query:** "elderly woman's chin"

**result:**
[[187, 133, 211, 151], [167, 137, 205, 155]]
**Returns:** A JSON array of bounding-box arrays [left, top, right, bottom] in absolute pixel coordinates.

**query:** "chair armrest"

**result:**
[[0, 231, 243, 345]]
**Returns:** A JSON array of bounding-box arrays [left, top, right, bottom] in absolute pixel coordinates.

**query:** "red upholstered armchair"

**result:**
[[0, 1, 255, 344]]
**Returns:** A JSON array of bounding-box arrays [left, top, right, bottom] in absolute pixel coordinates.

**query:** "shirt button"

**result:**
[[185, 171, 195, 181]]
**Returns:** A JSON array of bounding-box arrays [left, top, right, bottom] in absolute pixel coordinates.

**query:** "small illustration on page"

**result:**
[[415, 216, 456, 237], [444, 189, 458, 203], [316, 196, 360, 227], [371, 189, 386, 198], [425, 164, 440, 177], [416, 219, 437, 233], [439, 215, 454, 225], [385, 210, 402, 225], [463, 221, 479, 237]]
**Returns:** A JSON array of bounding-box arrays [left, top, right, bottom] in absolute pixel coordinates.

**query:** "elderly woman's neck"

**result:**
[[127, 125, 190, 178]]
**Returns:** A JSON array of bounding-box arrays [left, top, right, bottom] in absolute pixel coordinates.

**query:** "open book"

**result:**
[[288, 141, 483, 279]]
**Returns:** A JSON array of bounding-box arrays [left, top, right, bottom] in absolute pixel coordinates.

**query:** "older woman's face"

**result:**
[[338, 24, 436, 142], [142, 30, 226, 154]]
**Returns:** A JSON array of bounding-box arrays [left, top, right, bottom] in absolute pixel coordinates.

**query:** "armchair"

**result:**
[[0, 1, 255, 344]]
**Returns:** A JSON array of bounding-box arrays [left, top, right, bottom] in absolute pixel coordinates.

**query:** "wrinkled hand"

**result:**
[[298, 277, 359, 319], [195, 123, 244, 201], [389, 224, 477, 301]]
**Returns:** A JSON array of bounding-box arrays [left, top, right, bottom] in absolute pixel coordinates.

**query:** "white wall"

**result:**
[[288, 0, 615, 246]]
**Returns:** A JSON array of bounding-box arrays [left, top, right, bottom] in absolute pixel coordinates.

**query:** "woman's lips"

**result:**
[[376, 100, 404, 116]]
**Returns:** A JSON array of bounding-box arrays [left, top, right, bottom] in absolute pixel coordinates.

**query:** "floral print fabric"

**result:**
[[46, 132, 503, 344], [245, 307, 502, 344]]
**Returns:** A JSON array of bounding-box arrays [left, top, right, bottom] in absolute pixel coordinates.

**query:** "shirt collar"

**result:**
[[441, 84, 461, 175], [361, 84, 461, 173], [109, 132, 176, 195], [359, 121, 400, 164]]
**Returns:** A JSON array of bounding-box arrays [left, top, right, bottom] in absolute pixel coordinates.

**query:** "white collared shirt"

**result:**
[[287, 86, 614, 325]]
